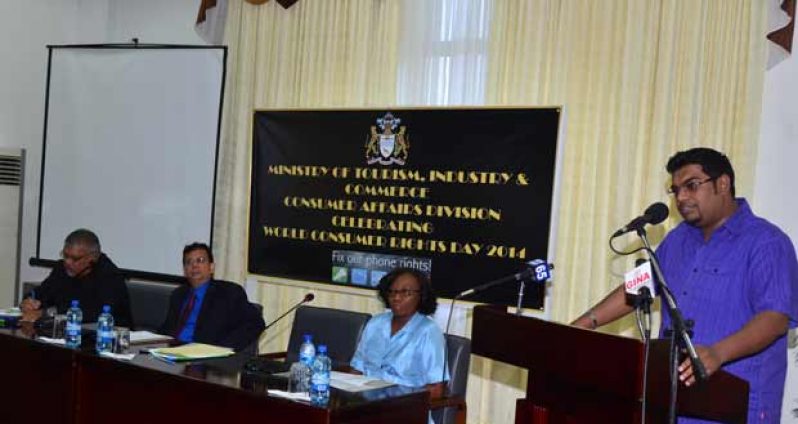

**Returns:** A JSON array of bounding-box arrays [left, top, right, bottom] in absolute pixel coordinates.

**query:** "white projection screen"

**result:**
[[37, 45, 225, 279]]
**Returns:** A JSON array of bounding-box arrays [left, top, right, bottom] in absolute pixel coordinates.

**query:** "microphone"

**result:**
[[456, 260, 553, 299], [612, 202, 669, 237], [263, 293, 314, 331], [625, 259, 656, 311]]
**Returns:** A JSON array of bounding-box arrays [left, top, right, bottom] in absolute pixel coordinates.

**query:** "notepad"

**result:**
[[150, 343, 234, 361]]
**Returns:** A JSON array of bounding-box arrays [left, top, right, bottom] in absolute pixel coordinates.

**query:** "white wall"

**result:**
[[0, 0, 203, 292], [754, 32, 798, 424]]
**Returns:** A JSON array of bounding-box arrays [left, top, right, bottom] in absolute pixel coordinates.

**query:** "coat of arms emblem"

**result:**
[[365, 112, 409, 165]]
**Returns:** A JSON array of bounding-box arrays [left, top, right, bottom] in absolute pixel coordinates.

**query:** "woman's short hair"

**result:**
[[376, 267, 438, 315]]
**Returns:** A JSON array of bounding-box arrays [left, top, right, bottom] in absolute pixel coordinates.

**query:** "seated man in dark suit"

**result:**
[[19, 228, 133, 327], [159, 243, 265, 351]]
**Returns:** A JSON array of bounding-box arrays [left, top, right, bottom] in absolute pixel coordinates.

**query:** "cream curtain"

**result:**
[[215, 1, 767, 423]]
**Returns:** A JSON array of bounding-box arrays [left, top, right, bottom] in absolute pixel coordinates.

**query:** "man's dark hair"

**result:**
[[183, 242, 214, 263], [376, 267, 437, 315], [666, 147, 736, 197], [64, 228, 101, 255]]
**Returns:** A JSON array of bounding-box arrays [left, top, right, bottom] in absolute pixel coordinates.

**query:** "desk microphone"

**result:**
[[263, 293, 314, 332], [455, 260, 553, 299], [441, 260, 552, 385]]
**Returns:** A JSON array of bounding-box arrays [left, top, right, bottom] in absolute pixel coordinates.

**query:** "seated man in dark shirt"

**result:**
[[19, 228, 133, 327], [158, 243, 265, 351]]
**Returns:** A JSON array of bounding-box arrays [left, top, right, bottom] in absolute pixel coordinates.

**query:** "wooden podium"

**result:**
[[471, 305, 749, 424]]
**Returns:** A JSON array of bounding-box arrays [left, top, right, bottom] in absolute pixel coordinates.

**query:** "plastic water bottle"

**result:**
[[95, 304, 115, 353], [299, 334, 316, 365], [65, 300, 83, 349], [310, 344, 331, 406]]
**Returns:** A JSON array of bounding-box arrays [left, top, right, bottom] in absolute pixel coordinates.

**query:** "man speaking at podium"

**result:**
[[572, 148, 798, 423]]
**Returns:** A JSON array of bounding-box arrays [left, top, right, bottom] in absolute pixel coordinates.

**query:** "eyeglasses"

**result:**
[[668, 177, 716, 197], [386, 289, 420, 298], [183, 256, 210, 267], [61, 251, 90, 263]]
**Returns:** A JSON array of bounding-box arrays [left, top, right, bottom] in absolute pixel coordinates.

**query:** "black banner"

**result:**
[[249, 108, 560, 309]]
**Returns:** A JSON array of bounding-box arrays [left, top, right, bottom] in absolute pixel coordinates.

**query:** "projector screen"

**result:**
[[37, 45, 225, 278]]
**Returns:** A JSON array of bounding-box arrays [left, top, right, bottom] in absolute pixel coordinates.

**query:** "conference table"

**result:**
[[1, 326, 429, 424]]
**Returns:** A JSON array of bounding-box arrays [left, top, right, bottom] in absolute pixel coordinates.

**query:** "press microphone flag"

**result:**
[[612, 202, 669, 237], [624, 260, 656, 297], [528, 259, 553, 282]]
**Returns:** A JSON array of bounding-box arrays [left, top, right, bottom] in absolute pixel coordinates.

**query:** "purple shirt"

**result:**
[[657, 199, 798, 423]]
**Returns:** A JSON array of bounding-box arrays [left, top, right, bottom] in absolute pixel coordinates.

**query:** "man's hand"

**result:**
[[20, 298, 41, 312], [678, 311, 789, 387], [678, 345, 724, 386], [19, 298, 43, 322]]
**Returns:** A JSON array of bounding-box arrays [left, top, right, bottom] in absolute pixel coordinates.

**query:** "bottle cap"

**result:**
[[317, 345, 327, 353], [303, 334, 313, 342], [71, 299, 79, 307], [102, 304, 111, 313]]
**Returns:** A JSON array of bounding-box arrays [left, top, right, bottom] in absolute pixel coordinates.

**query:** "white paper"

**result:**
[[0, 307, 21, 317], [329, 371, 396, 392], [37, 337, 66, 345], [267, 390, 311, 402], [99, 351, 136, 361], [129, 330, 173, 344]]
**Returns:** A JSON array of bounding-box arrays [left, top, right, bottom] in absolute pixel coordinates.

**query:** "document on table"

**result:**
[[150, 343, 234, 362], [37, 336, 65, 345], [0, 307, 21, 317], [268, 390, 311, 402], [329, 371, 396, 392], [129, 330, 173, 344]]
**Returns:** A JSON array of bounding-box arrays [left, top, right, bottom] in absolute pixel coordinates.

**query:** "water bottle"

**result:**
[[65, 300, 83, 349], [310, 344, 331, 406], [95, 304, 115, 353], [299, 334, 315, 365]]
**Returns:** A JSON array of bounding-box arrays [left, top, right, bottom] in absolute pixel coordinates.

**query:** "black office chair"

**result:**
[[262, 305, 372, 368], [239, 302, 265, 357], [431, 334, 471, 424], [126, 280, 177, 332]]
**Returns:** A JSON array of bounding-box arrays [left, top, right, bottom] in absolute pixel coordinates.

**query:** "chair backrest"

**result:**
[[432, 334, 472, 424], [126, 280, 177, 332], [239, 302, 264, 356], [285, 305, 372, 368]]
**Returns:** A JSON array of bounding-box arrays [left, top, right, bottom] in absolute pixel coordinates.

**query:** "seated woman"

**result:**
[[350, 267, 448, 399]]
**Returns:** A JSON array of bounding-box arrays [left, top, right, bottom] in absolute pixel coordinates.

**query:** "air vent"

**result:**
[[0, 155, 22, 186]]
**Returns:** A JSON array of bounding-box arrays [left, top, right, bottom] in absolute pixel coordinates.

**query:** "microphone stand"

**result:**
[[263, 295, 313, 332], [634, 286, 653, 424], [515, 280, 526, 317], [444, 266, 538, 383], [455, 268, 534, 301], [636, 227, 707, 424]]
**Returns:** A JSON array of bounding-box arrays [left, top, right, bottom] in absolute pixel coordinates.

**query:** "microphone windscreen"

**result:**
[[304, 293, 315, 302], [645, 202, 669, 225]]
